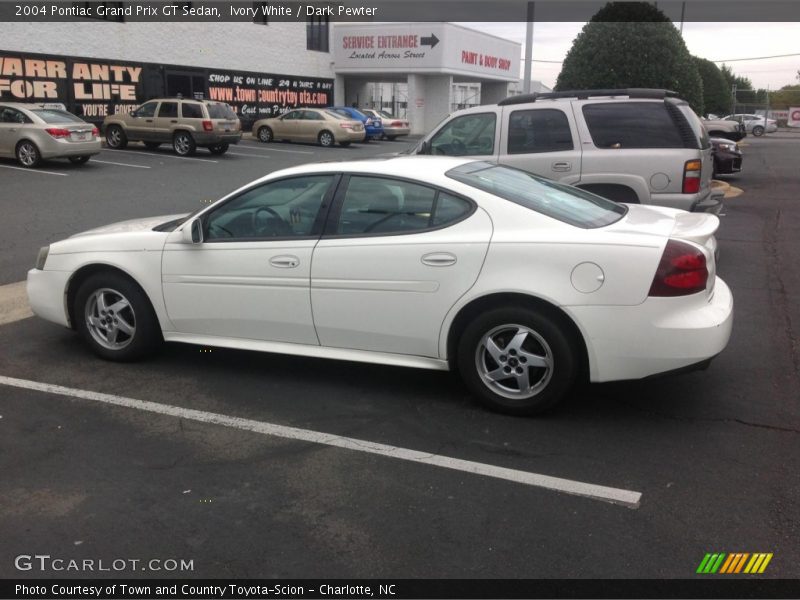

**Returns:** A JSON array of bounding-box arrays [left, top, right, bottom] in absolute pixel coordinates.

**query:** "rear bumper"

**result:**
[[337, 129, 367, 142], [383, 126, 410, 137], [567, 277, 733, 383], [192, 131, 242, 146], [39, 139, 102, 159]]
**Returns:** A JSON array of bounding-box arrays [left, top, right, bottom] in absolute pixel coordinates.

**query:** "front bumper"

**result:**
[[27, 268, 71, 328], [567, 277, 733, 383], [715, 151, 743, 174]]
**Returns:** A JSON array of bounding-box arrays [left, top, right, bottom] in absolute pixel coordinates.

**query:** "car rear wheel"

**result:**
[[318, 130, 334, 147], [16, 141, 42, 168], [257, 126, 273, 143], [173, 131, 196, 156], [74, 272, 162, 361], [208, 143, 229, 155], [752, 125, 765, 136], [143, 142, 161, 149], [457, 306, 578, 415], [339, 141, 351, 147], [68, 156, 91, 165], [106, 125, 127, 149], [387, 136, 398, 141]]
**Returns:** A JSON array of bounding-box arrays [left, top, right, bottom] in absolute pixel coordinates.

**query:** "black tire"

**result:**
[[339, 141, 351, 147], [208, 143, 229, 155], [257, 126, 273, 143], [68, 156, 91, 165], [173, 131, 196, 156], [16, 140, 42, 168], [752, 125, 765, 137], [74, 272, 162, 362], [318, 130, 335, 148], [457, 306, 578, 415], [105, 125, 128, 149], [143, 142, 161, 149], [387, 136, 398, 141]]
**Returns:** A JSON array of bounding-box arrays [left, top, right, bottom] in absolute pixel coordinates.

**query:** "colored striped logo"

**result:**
[[696, 553, 773, 574]]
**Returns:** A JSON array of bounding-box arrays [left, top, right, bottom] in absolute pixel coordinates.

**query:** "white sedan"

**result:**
[[27, 157, 733, 415]]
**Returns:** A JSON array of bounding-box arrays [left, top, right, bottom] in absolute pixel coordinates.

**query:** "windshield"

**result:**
[[29, 109, 84, 124], [446, 162, 627, 229]]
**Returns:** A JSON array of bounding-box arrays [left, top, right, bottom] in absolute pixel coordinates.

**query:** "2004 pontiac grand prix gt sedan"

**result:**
[[27, 156, 733, 415]]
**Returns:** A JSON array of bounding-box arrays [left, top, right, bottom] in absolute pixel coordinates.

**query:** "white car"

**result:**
[[723, 114, 778, 136], [27, 157, 733, 415]]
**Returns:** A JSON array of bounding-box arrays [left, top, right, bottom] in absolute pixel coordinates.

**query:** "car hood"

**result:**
[[70, 214, 187, 238]]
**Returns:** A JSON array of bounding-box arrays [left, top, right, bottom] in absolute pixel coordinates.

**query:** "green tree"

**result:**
[[694, 57, 730, 115], [720, 64, 756, 106], [555, 2, 703, 113]]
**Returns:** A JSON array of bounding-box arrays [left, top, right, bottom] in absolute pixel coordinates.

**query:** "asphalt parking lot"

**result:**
[[1, 134, 798, 580]]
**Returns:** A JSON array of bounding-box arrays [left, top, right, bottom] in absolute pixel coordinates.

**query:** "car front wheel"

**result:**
[[457, 306, 578, 415], [16, 141, 42, 168], [173, 131, 197, 156], [106, 125, 127, 149], [75, 272, 162, 361]]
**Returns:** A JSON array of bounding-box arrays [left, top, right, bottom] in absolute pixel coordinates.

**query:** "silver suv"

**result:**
[[414, 89, 721, 213], [103, 98, 242, 156]]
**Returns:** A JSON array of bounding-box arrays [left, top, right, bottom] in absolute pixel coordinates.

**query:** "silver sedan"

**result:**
[[0, 103, 101, 167]]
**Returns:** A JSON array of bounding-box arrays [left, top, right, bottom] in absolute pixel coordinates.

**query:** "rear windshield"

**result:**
[[29, 109, 84, 124], [446, 162, 626, 229], [325, 110, 348, 120], [207, 103, 237, 119], [582, 102, 685, 149]]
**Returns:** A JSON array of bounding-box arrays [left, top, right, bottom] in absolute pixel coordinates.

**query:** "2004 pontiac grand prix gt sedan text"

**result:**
[[26, 156, 733, 415]]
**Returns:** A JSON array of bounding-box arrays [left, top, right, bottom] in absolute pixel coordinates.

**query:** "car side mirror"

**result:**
[[418, 140, 429, 155], [182, 218, 203, 244], [130, 110, 138, 118]]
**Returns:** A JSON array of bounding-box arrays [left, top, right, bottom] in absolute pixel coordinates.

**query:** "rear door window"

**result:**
[[507, 109, 574, 154], [181, 103, 204, 119], [157, 102, 178, 118], [582, 102, 685, 149]]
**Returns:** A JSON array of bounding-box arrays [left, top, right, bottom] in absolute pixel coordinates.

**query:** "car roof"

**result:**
[[263, 155, 479, 182]]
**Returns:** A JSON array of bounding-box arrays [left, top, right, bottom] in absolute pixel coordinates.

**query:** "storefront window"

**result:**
[[307, 16, 329, 52]]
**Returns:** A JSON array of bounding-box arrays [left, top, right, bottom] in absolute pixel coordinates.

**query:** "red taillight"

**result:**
[[649, 239, 709, 297], [391, 120, 402, 127], [339, 122, 353, 129], [683, 159, 702, 194], [91, 127, 99, 137], [202, 120, 213, 131], [45, 128, 71, 139]]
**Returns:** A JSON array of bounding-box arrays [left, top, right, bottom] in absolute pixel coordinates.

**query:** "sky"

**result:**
[[459, 22, 800, 91]]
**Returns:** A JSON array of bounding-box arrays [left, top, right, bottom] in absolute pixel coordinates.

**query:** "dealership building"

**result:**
[[0, 17, 521, 133]]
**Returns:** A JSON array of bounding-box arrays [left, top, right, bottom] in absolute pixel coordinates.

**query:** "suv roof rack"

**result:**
[[497, 88, 679, 106]]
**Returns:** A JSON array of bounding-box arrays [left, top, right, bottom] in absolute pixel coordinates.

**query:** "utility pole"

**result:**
[[523, 2, 534, 94]]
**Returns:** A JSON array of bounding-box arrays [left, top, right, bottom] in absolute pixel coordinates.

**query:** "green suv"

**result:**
[[103, 98, 242, 156]]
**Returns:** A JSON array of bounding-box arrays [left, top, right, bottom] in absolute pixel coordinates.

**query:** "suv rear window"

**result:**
[[446, 162, 626, 229], [181, 103, 204, 119], [207, 103, 237, 119], [582, 102, 685, 149]]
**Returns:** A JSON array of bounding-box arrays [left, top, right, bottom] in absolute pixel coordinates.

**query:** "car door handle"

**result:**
[[269, 255, 300, 268], [421, 252, 457, 267], [145, 119, 153, 123], [170, 120, 178, 123], [552, 161, 572, 171]]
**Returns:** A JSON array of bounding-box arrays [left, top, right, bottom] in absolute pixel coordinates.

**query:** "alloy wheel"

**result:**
[[84, 288, 137, 350]]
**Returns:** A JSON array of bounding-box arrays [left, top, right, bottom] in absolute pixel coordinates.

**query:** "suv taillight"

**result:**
[[682, 159, 702, 194], [202, 120, 213, 131], [649, 239, 708, 297]]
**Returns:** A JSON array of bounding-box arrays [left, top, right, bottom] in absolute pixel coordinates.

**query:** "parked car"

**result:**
[[702, 116, 746, 142], [0, 102, 100, 167], [361, 109, 410, 140], [411, 89, 722, 214], [26, 156, 732, 415], [330, 106, 384, 141], [710, 137, 743, 177], [253, 108, 364, 147], [722, 114, 778, 136], [103, 98, 241, 156]]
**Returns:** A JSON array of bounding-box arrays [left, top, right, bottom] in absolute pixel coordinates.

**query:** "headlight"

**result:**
[[35, 246, 49, 270], [719, 143, 735, 152]]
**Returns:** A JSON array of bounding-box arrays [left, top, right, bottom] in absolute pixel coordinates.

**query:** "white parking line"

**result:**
[[91, 159, 152, 169], [0, 164, 67, 176], [238, 143, 314, 155], [226, 151, 271, 158], [0, 281, 33, 325], [101, 149, 218, 163], [0, 374, 642, 508]]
